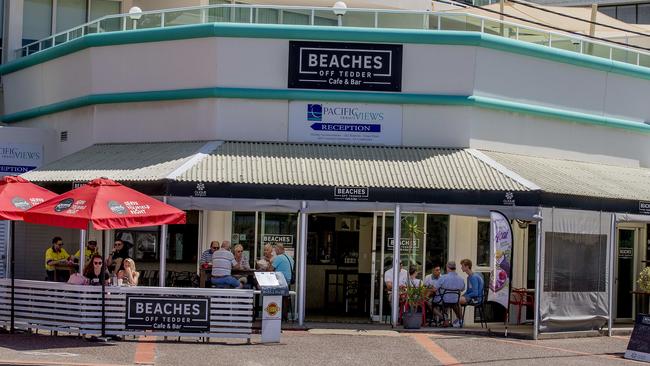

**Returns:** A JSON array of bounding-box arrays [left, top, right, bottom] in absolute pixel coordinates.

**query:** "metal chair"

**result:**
[[509, 288, 534, 324]]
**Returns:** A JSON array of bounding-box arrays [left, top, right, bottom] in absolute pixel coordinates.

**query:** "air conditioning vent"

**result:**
[[60, 131, 68, 142]]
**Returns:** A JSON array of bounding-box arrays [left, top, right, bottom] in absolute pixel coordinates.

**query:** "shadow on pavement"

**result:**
[[0, 332, 117, 351]]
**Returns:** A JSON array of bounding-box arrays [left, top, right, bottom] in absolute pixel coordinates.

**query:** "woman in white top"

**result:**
[[118, 258, 140, 286], [407, 266, 421, 287]]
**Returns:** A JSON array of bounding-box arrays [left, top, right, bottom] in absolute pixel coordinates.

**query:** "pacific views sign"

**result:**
[[288, 41, 402, 91]]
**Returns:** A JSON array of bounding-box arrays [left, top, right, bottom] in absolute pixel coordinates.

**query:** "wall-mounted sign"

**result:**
[[289, 102, 402, 145], [640, 201, 650, 215], [288, 41, 402, 91], [387, 238, 420, 251], [619, 247, 633, 259], [125, 296, 209, 333], [262, 234, 294, 247], [334, 186, 369, 201], [625, 313, 650, 362], [0, 143, 43, 176]]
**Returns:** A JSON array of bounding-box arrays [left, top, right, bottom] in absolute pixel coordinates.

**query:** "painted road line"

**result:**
[[411, 333, 462, 366], [134, 335, 156, 365], [0, 361, 127, 366], [493, 338, 640, 364]]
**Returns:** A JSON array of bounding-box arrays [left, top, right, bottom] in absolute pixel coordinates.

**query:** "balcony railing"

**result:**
[[17, 3, 650, 69]]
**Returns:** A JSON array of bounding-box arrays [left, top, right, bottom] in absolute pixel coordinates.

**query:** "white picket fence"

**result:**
[[0, 279, 253, 340]]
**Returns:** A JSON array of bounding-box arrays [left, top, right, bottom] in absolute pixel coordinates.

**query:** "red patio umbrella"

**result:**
[[22, 177, 186, 338], [0, 176, 58, 332], [23, 177, 186, 229]]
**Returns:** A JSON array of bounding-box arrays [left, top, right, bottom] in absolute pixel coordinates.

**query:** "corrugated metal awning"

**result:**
[[22, 141, 213, 183], [482, 150, 650, 201], [175, 141, 531, 191]]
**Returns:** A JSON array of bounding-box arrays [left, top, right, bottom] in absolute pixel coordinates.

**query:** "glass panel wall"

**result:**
[[23, 0, 53, 46], [56, 0, 86, 33]]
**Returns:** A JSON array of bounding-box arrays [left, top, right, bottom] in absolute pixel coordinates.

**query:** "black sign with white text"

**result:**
[[334, 186, 370, 201], [625, 313, 650, 362], [125, 296, 209, 333], [640, 201, 650, 215], [288, 41, 402, 91]]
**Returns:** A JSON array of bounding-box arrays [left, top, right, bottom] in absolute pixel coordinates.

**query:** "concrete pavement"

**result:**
[[0, 329, 637, 366]]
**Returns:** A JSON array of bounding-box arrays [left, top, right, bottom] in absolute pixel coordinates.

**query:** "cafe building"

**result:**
[[0, 1, 649, 337]]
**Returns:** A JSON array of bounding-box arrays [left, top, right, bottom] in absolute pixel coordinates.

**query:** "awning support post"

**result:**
[[533, 208, 543, 340], [159, 197, 168, 287], [391, 204, 401, 327], [79, 229, 86, 279], [297, 201, 307, 326], [608, 213, 616, 336]]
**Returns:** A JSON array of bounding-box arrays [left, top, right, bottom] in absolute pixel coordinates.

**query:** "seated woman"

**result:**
[[256, 244, 275, 271], [407, 266, 421, 287], [118, 258, 140, 286], [233, 244, 251, 286], [84, 254, 109, 286]]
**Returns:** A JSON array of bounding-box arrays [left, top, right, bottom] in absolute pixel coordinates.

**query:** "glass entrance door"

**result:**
[[369, 212, 425, 322], [616, 228, 637, 320]]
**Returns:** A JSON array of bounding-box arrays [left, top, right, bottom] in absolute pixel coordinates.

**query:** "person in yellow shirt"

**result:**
[[74, 240, 98, 265], [45, 236, 72, 282]]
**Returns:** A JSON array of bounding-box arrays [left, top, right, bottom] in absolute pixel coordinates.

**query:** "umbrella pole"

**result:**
[[101, 230, 107, 338], [10, 220, 15, 333]]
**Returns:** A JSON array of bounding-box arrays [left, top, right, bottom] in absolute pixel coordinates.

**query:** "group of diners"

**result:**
[[384, 259, 484, 328], [199, 240, 294, 289], [44, 236, 139, 286]]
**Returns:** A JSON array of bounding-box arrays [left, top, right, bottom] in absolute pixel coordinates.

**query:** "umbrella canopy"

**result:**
[[0, 176, 57, 221], [23, 178, 186, 230]]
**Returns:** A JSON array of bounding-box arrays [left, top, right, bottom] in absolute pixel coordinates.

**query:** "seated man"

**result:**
[[435, 260, 466, 327], [74, 240, 98, 265], [460, 258, 484, 305], [200, 241, 219, 269], [210, 241, 242, 289], [45, 236, 72, 282]]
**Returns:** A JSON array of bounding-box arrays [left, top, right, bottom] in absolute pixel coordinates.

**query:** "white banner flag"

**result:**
[[487, 211, 513, 309]]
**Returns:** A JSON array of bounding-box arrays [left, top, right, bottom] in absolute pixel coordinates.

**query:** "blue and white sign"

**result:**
[[289, 102, 402, 145], [0, 143, 43, 176]]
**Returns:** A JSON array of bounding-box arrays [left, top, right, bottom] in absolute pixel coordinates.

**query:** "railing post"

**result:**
[[481, 18, 484, 33], [609, 47, 613, 60], [249, 6, 253, 23], [201, 8, 207, 23], [310, 9, 314, 25], [637, 52, 641, 66], [161, 12, 165, 27], [437, 14, 441, 30]]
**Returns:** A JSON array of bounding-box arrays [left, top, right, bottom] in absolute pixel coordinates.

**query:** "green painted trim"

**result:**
[[3, 87, 649, 134], [3, 23, 650, 81]]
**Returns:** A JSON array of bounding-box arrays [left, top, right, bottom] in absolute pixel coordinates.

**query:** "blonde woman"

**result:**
[[118, 258, 140, 286]]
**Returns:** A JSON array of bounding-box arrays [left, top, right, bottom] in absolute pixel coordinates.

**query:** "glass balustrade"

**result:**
[[17, 3, 650, 70]]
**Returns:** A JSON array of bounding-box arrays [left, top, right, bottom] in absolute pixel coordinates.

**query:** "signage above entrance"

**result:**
[[387, 238, 420, 250], [288, 41, 402, 92], [640, 201, 650, 215], [288, 101, 402, 145], [334, 186, 369, 201]]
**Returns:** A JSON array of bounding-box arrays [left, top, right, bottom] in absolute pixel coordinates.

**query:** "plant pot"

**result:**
[[403, 311, 422, 329]]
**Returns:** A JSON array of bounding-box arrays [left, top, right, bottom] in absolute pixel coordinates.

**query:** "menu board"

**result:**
[[625, 313, 650, 362]]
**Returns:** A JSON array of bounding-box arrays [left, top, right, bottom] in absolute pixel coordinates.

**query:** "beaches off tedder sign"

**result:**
[[288, 41, 403, 91], [126, 295, 210, 332]]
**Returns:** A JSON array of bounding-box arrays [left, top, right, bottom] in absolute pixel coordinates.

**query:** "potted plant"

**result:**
[[638, 267, 650, 292], [402, 284, 427, 329], [402, 216, 422, 269]]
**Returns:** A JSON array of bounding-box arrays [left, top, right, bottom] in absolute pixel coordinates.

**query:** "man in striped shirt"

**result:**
[[210, 241, 242, 288]]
